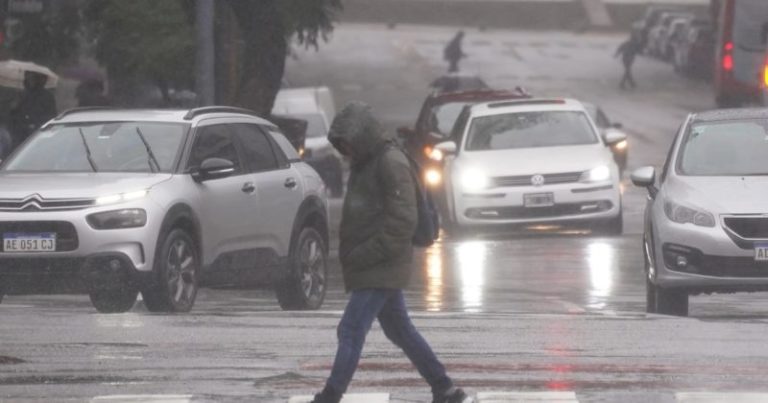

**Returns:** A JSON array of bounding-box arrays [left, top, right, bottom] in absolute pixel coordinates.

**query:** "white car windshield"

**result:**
[[293, 113, 328, 138], [3, 122, 188, 173], [465, 111, 598, 151], [679, 120, 768, 176]]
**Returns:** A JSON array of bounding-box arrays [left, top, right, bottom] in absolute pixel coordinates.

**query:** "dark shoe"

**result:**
[[310, 386, 342, 403], [433, 387, 473, 403]]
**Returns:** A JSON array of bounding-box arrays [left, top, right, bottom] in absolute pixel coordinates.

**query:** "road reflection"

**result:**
[[425, 242, 444, 312], [586, 241, 615, 310], [456, 241, 487, 313]]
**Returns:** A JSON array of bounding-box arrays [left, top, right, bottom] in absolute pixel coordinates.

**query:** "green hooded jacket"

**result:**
[[328, 102, 417, 291]]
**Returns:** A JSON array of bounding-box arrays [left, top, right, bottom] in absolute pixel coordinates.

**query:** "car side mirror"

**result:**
[[603, 130, 627, 146], [631, 166, 658, 197], [193, 158, 236, 182], [434, 141, 457, 156]]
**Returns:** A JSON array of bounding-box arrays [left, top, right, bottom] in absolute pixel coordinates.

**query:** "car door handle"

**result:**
[[242, 182, 256, 194], [284, 178, 297, 189]]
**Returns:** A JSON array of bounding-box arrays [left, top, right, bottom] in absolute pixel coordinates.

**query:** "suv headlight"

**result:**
[[87, 209, 147, 230], [580, 165, 611, 183], [461, 168, 489, 192], [663, 200, 715, 227]]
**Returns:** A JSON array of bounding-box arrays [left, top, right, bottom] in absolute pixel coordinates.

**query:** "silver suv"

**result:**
[[0, 107, 329, 313]]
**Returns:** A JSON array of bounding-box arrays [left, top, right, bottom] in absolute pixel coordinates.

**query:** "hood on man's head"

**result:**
[[328, 101, 393, 163]]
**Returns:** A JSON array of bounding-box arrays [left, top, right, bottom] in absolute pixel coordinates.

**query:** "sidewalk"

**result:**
[[339, 0, 709, 31]]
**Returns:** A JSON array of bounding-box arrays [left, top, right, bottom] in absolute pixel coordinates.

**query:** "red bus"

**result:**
[[712, 0, 768, 107]]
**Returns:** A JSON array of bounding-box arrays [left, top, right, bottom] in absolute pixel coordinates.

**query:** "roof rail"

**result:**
[[183, 106, 259, 120], [487, 99, 566, 109], [54, 107, 114, 120]]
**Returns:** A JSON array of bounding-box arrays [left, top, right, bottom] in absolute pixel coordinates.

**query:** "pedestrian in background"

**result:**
[[615, 35, 641, 90], [444, 30, 467, 73], [310, 102, 471, 403], [9, 71, 57, 150]]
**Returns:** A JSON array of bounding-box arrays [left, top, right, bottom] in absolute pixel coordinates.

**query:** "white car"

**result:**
[[434, 98, 625, 234], [633, 109, 768, 317]]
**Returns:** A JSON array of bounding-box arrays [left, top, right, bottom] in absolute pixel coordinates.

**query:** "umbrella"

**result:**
[[0, 60, 59, 90]]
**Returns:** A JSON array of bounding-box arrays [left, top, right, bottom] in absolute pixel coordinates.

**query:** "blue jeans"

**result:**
[[325, 288, 453, 396]]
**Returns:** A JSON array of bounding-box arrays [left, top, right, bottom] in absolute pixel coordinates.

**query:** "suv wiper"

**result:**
[[135, 127, 160, 173], [78, 128, 98, 172]]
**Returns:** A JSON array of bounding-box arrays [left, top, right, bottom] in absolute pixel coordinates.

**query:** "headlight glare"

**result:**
[[461, 168, 489, 192], [664, 200, 715, 227], [581, 165, 611, 182], [87, 209, 147, 230], [424, 168, 442, 187]]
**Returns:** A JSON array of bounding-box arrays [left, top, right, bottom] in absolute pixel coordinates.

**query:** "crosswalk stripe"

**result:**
[[90, 395, 193, 403], [476, 391, 579, 402], [676, 392, 768, 403], [289, 393, 389, 403]]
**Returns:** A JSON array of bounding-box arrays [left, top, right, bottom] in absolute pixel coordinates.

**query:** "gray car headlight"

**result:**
[[663, 200, 715, 227], [87, 209, 147, 230]]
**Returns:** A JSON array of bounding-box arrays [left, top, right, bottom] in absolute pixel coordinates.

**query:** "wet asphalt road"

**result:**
[[4, 24, 768, 403]]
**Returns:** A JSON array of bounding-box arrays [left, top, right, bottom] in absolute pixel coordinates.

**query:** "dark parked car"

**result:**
[[429, 74, 490, 95], [632, 7, 684, 50]]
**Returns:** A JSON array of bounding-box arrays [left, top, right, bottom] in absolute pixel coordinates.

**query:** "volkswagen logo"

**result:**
[[531, 174, 545, 187]]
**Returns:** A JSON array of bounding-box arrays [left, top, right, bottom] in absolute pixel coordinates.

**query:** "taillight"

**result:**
[[723, 42, 734, 71]]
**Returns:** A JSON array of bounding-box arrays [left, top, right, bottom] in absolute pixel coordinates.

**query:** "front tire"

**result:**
[[654, 285, 689, 317], [89, 288, 138, 313], [142, 229, 199, 313], [275, 227, 328, 310]]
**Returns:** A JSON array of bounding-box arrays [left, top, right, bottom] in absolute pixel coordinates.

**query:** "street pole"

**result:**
[[195, 0, 215, 106]]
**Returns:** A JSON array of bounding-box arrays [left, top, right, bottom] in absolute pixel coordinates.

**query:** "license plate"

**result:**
[[3, 232, 56, 253], [756, 244, 768, 262], [524, 192, 555, 208]]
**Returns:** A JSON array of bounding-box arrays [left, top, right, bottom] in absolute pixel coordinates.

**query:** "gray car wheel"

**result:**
[[142, 228, 199, 313], [89, 287, 138, 313], [654, 286, 689, 317], [275, 227, 327, 310]]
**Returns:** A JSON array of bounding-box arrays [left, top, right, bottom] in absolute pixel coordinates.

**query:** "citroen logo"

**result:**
[[20, 194, 44, 211], [531, 174, 545, 187]]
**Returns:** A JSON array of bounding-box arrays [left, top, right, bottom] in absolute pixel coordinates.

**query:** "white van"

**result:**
[[273, 87, 344, 197]]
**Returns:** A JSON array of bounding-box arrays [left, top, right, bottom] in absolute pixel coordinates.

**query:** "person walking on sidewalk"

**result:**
[[444, 30, 467, 73], [615, 35, 641, 90], [310, 102, 471, 403]]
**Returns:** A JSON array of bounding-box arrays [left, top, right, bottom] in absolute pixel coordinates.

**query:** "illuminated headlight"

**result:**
[[96, 190, 148, 206], [426, 147, 444, 162], [424, 168, 442, 187], [614, 140, 628, 151], [580, 166, 611, 183], [664, 200, 715, 227], [87, 209, 147, 230], [461, 168, 489, 192]]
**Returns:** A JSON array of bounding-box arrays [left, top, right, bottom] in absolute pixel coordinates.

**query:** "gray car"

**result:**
[[0, 107, 329, 313], [632, 109, 768, 316]]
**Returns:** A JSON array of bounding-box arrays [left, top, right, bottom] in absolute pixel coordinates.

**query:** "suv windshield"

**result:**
[[465, 111, 598, 151], [3, 122, 188, 173], [292, 113, 328, 138], [678, 120, 768, 176]]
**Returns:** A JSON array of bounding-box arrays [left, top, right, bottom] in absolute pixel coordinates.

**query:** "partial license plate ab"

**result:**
[[3, 232, 56, 253], [524, 192, 555, 208], [755, 244, 768, 262]]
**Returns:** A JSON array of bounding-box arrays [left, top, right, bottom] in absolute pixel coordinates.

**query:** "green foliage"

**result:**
[[10, 6, 81, 67], [84, 0, 195, 90], [279, 0, 342, 49]]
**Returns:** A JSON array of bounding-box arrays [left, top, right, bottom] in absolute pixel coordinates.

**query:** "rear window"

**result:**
[[733, 0, 768, 50]]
